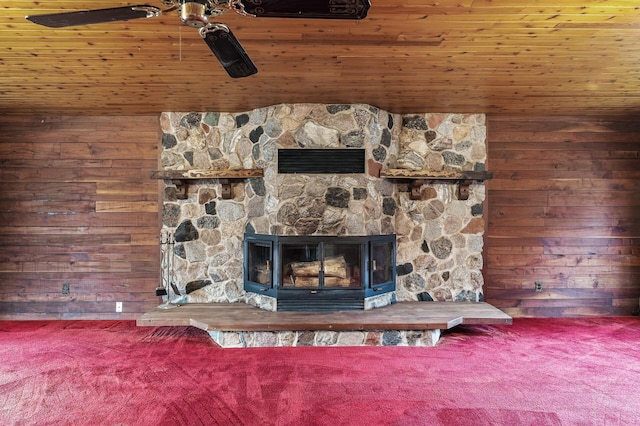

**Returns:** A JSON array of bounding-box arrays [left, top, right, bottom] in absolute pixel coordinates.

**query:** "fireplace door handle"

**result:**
[[266, 260, 270, 271], [372, 260, 377, 270]]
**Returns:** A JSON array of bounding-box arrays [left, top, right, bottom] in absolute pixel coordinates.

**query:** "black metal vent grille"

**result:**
[[277, 298, 365, 312], [278, 149, 365, 174]]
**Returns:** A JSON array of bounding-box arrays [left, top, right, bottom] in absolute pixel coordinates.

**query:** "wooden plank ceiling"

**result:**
[[2, 1, 640, 116]]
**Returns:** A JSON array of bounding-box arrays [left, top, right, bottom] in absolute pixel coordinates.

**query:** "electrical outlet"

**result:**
[[61, 282, 70, 295], [115, 302, 123, 313], [534, 281, 543, 292]]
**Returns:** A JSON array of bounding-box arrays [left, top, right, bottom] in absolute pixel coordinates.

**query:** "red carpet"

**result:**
[[0, 317, 639, 425]]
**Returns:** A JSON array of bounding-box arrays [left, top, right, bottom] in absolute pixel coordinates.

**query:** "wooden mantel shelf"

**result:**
[[380, 169, 493, 180], [380, 169, 493, 200], [151, 169, 264, 180], [151, 169, 264, 199]]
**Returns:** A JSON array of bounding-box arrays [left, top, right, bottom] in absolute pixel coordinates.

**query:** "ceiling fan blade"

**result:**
[[238, 0, 370, 20], [200, 24, 258, 79], [26, 5, 161, 28]]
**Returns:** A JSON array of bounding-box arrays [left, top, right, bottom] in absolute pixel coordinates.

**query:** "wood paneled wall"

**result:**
[[1, 114, 638, 319], [485, 115, 640, 317], [0, 116, 161, 319]]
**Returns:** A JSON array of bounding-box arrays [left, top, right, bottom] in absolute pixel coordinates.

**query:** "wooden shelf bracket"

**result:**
[[380, 169, 493, 201], [151, 169, 264, 200]]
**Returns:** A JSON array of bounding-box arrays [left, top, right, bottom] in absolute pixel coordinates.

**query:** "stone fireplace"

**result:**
[[158, 104, 487, 313]]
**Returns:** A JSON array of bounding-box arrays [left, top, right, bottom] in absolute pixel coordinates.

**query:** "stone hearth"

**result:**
[[137, 302, 512, 348]]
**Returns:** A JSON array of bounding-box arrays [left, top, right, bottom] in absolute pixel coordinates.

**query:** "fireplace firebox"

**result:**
[[244, 233, 396, 311]]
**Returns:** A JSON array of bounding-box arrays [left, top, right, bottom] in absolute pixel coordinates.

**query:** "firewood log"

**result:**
[[290, 256, 347, 278], [292, 276, 319, 287], [287, 276, 351, 288], [290, 261, 321, 277], [324, 277, 352, 287], [255, 270, 270, 284]]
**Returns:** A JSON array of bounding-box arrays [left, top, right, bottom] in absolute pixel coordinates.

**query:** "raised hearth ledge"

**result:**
[[137, 302, 512, 348]]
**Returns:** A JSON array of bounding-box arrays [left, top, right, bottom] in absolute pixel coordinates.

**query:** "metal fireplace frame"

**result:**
[[243, 233, 396, 311]]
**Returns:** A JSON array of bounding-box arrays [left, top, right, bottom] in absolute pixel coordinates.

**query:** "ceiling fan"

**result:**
[[26, 0, 371, 78]]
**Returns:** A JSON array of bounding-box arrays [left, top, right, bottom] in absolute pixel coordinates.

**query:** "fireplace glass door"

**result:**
[[371, 240, 394, 286], [244, 233, 395, 310], [243, 235, 276, 295], [280, 241, 363, 289], [323, 242, 362, 288], [367, 236, 396, 295], [281, 243, 321, 288]]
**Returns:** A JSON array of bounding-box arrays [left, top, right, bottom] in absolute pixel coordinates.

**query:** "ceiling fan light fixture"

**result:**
[[180, 0, 209, 27]]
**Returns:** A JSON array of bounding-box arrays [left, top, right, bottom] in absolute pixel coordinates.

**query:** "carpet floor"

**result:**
[[1, 316, 639, 425]]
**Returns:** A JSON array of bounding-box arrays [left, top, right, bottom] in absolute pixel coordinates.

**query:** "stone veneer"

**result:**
[[158, 104, 487, 345], [208, 329, 441, 348]]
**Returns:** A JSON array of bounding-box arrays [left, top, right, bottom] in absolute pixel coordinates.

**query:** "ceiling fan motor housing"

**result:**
[[180, 0, 210, 27]]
